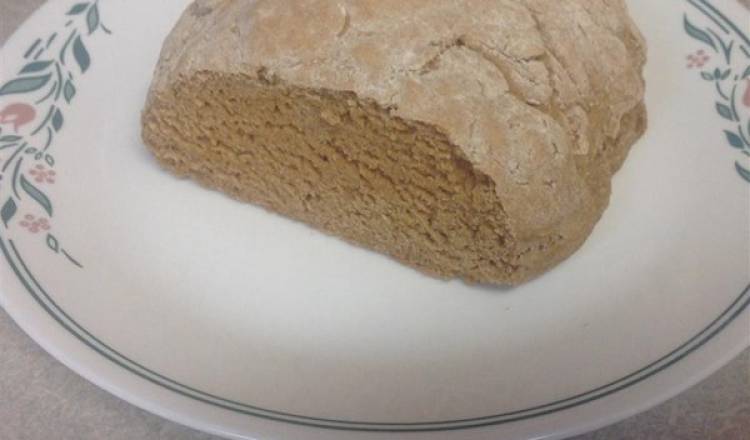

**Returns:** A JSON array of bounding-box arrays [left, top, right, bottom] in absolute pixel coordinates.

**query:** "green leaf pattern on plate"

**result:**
[[684, 2, 750, 183], [72, 36, 91, 73], [0, 74, 52, 96], [0, 198, 17, 227], [51, 108, 64, 132], [684, 15, 717, 51], [86, 4, 100, 34], [19, 175, 53, 217], [725, 130, 745, 149], [0, 0, 111, 267], [46, 233, 60, 252], [67, 3, 90, 16], [62, 80, 76, 103], [19, 60, 55, 75]]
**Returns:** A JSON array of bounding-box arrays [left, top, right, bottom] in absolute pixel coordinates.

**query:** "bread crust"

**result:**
[[143, 0, 647, 284]]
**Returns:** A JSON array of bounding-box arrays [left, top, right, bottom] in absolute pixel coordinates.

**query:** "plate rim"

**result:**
[[2, 232, 749, 431], [0, 0, 749, 437]]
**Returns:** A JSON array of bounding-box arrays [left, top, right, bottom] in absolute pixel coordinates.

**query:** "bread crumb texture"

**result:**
[[142, 0, 647, 285]]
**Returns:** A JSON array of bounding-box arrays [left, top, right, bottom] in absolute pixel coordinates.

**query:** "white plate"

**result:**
[[0, 1, 748, 439]]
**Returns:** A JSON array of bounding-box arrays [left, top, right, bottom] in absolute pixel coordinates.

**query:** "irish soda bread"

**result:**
[[142, 0, 647, 285]]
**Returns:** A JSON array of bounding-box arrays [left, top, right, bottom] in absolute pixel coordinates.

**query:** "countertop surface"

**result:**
[[1, 1, 749, 439]]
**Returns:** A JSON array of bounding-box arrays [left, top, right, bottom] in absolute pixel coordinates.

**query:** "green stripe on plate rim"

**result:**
[[0, 0, 748, 432], [2, 231, 749, 431]]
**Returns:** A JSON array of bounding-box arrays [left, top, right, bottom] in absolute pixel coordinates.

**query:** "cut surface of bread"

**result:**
[[142, 0, 648, 285]]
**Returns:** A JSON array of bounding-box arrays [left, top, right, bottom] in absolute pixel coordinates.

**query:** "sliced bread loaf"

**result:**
[[142, 0, 647, 285]]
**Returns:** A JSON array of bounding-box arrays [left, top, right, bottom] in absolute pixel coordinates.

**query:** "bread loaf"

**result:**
[[142, 0, 647, 285]]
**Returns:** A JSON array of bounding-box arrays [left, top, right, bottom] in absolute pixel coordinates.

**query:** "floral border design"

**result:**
[[684, 0, 750, 183], [0, 0, 747, 434], [0, 1, 111, 268]]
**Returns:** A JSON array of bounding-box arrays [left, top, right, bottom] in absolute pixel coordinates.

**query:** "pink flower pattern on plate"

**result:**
[[19, 214, 51, 234], [28, 164, 56, 184], [0, 102, 36, 133], [686, 49, 710, 68]]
